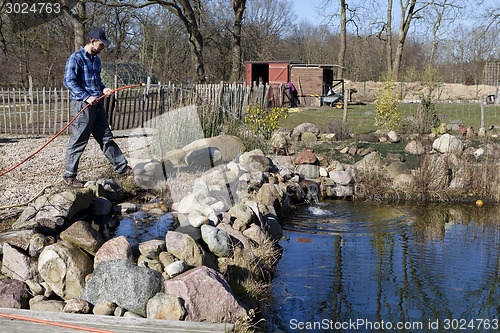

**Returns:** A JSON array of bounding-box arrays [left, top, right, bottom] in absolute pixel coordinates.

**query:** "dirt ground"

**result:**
[[348, 81, 499, 103]]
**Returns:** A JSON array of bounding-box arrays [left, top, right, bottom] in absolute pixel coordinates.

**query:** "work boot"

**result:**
[[116, 166, 133, 178], [63, 177, 84, 188]]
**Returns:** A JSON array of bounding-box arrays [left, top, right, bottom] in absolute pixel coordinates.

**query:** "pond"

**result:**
[[265, 201, 500, 333]]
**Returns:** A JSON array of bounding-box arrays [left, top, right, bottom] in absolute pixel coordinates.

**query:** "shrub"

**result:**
[[375, 80, 401, 133], [244, 104, 288, 139], [324, 117, 351, 140]]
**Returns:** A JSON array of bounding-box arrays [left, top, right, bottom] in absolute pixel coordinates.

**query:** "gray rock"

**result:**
[[137, 256, 164, 273], [1, 243, 39, 282], [432, 134, 464, 155], [96, 179, 125, 202], [185, 147, 222, 168], [13, 189, 96, 230], [30, 299, 65, 312], [94, 236, 134, 268], [387, 130, 399, 142], [358, 133, 379, 142], [216, 223, 253, 251], [265, 215, 284, 241], [182, 135, 245, 163], [146, 293, 186, 320], [113, 202, 139, 215], [329, 170, 353, 185], [385, 162, 409, 179], [0, 230, 35, 252], [188, 210, 210, 228], [201, 225, 230, 257], [138, 240, 166, 260], [237, 149, 264, 167], [38, 241, 93, 300], [159, 252, 177, 268], [60, 220, 104, 256], [93, 197, 113, 216], [295, 164, 320, 179], [29, 233, 53, 257], [405, 140, 426, 155], [79, 259, 164, 317], [301, 131, 317, 143], [0, 279, 30, 309], [165, 260, 188, 278], [63, 299, 91, 314], [354, 151, 384, 171], [291, 123, 320, 141], [244, 155, 273, 173], [35, 217, 65, 235], [165, 231, 207, 267], [228, 204, 254, 225], [163, 266, 247, 323], [93, 301, 118, 315], [25, 279, 44, 296]]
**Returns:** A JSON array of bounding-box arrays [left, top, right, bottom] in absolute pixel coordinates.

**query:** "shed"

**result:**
[[101, 62, 158, 88], [245, 61, 344, 107]]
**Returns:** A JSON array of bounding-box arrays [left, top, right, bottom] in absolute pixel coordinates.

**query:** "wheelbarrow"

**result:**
[[322, 94, 344, 108]]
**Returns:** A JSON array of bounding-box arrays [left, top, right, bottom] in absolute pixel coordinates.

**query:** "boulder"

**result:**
[[35, 217, 65, 235], [405, 140, 426, 155], [79, 259, 163, 317], [38, 241, 93, 300], [94, 236, 134, 268], [358, 133, 379, 143], [163, 266, 247, 323], [93, 197, 113, 216], [244, 155, 273, 173], [59, 220, 104, 256], [138, 240, 166, 260], [0, 230, 35, 252], [30, 299, 65, 312], [295, 164, 320, 179], [432, 134, 464, 155], [387, 130, 399, 142], [291, 123, 320, 141], [1, 243, 39, 282], [165, 260, 188, 278], [0, 279, 30, 309], [294, 150, 318, 165], [201, 225, 230, 257], [63, 298, 91, 314], [29, 233, 53, 257], [354, 152, 384, 171], [13, 189, 96, 230], [228, 204, 254, 226], [93, 301, 118, 315], [185, 147, 222, 168], [216, 223, 253, 251], [385, 162, 409, 179], [329, 170, 353, 185], [146, 293, 186, 320], [301, 132, 317, 143], [182, 135, 245, 163], [165, 231, 207, 267], [243, 224, 268, 244]]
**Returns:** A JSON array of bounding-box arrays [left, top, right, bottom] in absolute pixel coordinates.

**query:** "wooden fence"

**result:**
[[0, 82, 290, 134]]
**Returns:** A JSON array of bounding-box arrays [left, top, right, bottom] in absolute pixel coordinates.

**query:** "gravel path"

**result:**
[[0, 133, 131, 208]]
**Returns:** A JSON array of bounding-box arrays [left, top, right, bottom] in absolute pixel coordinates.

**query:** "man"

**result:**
[[63, 28, 132, 187]]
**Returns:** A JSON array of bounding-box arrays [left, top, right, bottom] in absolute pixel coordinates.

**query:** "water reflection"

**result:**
[[109, 209, 178, 245], [267, 201, 500, 332]]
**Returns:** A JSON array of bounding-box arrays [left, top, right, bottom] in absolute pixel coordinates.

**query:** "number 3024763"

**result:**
[[4, 2, 61, 15]]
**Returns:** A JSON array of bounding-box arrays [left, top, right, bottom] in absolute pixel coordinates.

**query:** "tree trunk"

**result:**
[[73, 1, 86, 50], [337, 0, 346, 79], [392, 0, 417, 81], [230, 0, 246, 82], [385, 0, 393, 76]]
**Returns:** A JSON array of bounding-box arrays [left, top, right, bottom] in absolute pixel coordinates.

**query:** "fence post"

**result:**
[[343, 83, 348, 124], [480, 95, 485, 128], [28, 75, 34, 127]]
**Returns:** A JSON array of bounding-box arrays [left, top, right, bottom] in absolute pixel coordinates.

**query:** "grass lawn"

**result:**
[[280, 103, 500, 135]]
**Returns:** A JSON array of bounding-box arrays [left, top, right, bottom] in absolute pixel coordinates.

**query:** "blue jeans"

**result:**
[[64, 100, 127, 178]]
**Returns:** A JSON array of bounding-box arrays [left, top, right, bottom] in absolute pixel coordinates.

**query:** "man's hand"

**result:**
[[103, 88, 113, 96], [86, 96, 98, 105]]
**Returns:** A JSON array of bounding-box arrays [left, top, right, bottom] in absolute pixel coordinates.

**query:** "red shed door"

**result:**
[[269, 63, 289, 85]]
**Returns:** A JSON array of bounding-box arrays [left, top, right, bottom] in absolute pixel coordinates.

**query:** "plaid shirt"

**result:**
[[63, 47, 106, 101]]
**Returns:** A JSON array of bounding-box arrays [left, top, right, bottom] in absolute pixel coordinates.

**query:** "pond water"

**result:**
[[265, 201, 500, 333], [108, 209, 177, 245]]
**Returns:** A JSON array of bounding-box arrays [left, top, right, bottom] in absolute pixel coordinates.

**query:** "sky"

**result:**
[[291, 0, 327, 25]]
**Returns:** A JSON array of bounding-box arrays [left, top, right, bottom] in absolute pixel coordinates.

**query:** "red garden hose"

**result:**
[[0, 84, 144, 177]]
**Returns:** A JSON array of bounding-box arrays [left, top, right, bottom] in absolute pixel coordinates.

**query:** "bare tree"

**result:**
[[230, 0, 247, 82], [104, 0, 206, 83]]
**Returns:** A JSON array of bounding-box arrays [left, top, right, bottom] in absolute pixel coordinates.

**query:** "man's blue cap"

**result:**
[[88, 28, 110, 45]]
